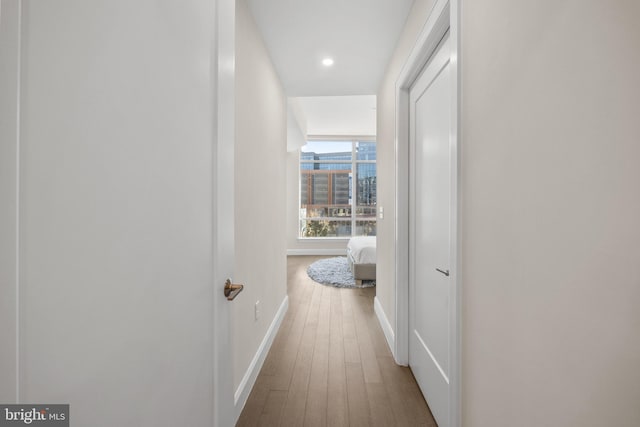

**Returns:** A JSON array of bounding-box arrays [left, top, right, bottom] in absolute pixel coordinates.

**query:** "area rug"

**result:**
[[307, 257, 375, 288]]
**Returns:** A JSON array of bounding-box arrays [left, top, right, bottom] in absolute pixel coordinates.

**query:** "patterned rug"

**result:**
[[307, 257, 375, 288]]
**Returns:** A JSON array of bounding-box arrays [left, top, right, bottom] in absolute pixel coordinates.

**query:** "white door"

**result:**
[[409, 32, 452, 427], [1, 1, 236, 425]]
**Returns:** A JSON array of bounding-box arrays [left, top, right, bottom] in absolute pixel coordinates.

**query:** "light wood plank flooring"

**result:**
[[237, 256, 437, 427]]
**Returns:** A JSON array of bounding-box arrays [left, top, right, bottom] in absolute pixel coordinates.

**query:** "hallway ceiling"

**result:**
[[245, 0, 415, 96]]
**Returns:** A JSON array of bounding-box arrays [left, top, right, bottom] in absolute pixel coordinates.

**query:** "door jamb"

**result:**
[[394, 0, 460, 425], [212, 0, 236, 426]]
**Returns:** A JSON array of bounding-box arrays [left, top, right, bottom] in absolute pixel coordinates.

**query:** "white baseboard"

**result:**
[[374, 296, 395, 359], [234, 295, 289, 421], [287, 248, 346, 256]]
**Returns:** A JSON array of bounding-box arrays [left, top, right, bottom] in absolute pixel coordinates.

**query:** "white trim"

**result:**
[[394, 1, 461, 426], [450, 1, 462, 424], [1, 0, 24, 403], [374, 297, 395, 359], [212, 0, 236, 426], [233, 295, 289, 422], [287, 248, 346, 256], [15, 0, 22, 403], [296, 237, 350, 242], [394, 0, 451, 368]]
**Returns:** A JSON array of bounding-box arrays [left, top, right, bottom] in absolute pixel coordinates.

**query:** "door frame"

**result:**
[[0, 0, 22, 404], [394, 0, 460, 425], [212, 0, 236, 426]]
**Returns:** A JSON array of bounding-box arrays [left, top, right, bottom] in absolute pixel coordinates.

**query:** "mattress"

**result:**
[[347, 236, 376, 264]]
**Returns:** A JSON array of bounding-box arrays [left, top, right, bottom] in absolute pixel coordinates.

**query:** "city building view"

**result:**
[[300, 141, 377, 237]]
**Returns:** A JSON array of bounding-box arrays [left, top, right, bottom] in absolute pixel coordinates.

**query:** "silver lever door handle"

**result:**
[[436, 268, 450, 277]]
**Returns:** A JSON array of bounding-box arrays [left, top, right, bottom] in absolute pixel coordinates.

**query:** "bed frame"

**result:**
[[347, 249, 376, 287]]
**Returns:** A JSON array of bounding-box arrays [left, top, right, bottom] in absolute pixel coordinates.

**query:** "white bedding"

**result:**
[[347, 236, 377, 264]]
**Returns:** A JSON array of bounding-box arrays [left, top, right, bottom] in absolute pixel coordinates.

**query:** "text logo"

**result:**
[[0, 405, 68, 427]]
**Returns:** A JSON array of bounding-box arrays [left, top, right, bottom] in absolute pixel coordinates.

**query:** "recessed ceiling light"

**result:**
[[322, 57, 334, 67]]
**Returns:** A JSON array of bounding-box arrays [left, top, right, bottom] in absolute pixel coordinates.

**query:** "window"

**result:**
[[299, 140, 376, 238]]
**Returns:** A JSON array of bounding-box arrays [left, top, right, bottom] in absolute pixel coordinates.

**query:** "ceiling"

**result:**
[[245, 0, 415, 97]]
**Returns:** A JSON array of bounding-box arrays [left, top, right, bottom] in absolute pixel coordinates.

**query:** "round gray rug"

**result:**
[[307, 257, 375, 288]]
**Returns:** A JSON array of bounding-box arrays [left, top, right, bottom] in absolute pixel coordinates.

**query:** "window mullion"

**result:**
[[352, 140, 357, 237]]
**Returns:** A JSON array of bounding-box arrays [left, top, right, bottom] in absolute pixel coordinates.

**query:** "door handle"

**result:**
[[224, 279, 244, 301], [436, 268, 450, 277]]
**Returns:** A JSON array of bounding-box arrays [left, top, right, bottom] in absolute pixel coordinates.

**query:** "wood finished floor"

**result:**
[[237, 256, 436, 427]]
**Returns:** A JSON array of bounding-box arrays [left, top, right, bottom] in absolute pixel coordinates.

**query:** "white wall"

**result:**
[[287, 101, 306, 152], [0, 0, 20, 404], [234, 0, 288, 409], [2, 1, 225, 425], [378, 0, 640, 425], [376, 0, 436, 334], [460, 1, 640, 425], [297, 95, 377, 136]]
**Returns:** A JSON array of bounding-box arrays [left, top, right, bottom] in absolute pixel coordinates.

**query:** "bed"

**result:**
[[347, 236, 376, 286]]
